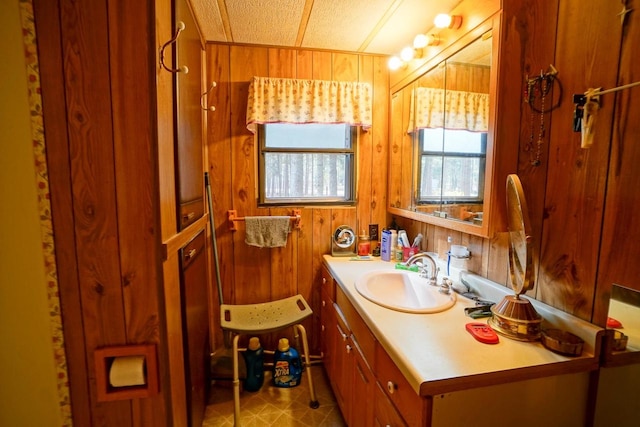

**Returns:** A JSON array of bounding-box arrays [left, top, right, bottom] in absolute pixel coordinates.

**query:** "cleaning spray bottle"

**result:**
[[272, 338, 302, 388], [242, 337, 264, 392]]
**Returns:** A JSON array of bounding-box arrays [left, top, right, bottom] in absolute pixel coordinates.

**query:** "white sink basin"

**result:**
[[355, 270, 456, 314]]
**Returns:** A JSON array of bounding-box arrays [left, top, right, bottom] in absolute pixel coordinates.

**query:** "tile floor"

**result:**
[[204, 367, 346, 426]]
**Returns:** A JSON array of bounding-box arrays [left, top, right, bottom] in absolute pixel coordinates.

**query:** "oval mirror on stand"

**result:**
[[488, 174, 542, 341]]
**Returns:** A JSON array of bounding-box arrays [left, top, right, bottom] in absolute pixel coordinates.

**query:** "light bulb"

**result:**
[[400, 46, 415, 62], [434, 13, 462, 29], [413, 34, 428, 49], [434, 13, 452, 28], [388, 56, 404, 71]]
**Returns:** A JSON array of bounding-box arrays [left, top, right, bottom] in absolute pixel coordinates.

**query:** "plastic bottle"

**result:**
[[390, 230, 398, 254], [242, 337, 264, 392], [394, 244, 404, 262], [272, 338, 302, 388], [380, 229, 392, 261]]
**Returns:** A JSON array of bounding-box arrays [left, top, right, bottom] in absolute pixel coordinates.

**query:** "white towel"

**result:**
[[244, 216, 291, 248]]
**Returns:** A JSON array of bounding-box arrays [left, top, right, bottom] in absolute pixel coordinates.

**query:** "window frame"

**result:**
[[416, 129, 487, 205], [257, 123, 358, 206]]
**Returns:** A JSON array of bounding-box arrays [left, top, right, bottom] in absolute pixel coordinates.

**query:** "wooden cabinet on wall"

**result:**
[[174, 0, 205, 230], [159, 0, 210, 425]]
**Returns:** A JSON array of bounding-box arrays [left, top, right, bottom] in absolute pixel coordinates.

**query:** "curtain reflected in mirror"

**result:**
[[607, 284, 640, 353], [389, 32, 492, 228]]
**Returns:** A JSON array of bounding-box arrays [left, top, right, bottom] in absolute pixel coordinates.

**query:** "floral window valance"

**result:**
[[246, 76, 372, 133], [408, 87, 490, 133]]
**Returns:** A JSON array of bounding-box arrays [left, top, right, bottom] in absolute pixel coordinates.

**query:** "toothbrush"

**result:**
[[398, 231, 409, 247], [411, 233, 423, 248]]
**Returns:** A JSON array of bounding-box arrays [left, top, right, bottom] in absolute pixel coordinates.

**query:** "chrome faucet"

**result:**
[[403, 252, 439, 286]]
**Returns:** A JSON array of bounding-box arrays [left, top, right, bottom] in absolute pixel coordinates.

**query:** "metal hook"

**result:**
[[201, 81, 217, 112], [159, 21, 189, 74]]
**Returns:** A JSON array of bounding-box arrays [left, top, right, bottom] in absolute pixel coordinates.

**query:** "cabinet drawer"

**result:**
[[376, 344, 429, 427], [321, 264, 335, 301], [180, 199, 204, 230], [336, 286, 376, 365]]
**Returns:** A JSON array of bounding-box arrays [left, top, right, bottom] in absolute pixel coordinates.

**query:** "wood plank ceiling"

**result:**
[[190, 0, 462, 55]]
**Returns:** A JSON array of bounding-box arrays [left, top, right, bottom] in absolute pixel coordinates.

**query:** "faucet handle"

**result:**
[[439, 277, 453, 294]]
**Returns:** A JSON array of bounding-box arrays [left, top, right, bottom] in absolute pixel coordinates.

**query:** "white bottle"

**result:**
[[380, 230, 392, 261], [390, 230, 398, 254]]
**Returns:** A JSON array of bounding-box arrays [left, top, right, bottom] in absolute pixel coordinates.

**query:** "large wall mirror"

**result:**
[[389, 29, 495, 237]]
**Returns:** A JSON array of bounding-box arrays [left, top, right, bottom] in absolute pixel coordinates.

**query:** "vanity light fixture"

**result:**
[[387, 14, 461, 70], [434, 13, 463, 29]]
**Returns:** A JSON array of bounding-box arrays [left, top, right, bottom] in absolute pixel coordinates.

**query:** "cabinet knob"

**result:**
[[387, 381, 397, 394], [322, 277, 327, 284], [321, 325, 325, 332], [346, 344, 352, 353], [184, 248, 197, 261], [322, 300, 326, 307]]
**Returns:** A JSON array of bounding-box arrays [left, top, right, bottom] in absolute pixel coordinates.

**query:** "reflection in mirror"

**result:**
[[389, 31, 493, 234], [607, 284, 640, 353], [413, 34, 491, 223]]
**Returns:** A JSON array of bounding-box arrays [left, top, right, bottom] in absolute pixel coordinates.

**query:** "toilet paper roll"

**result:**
[[109, 355, 147, 387]]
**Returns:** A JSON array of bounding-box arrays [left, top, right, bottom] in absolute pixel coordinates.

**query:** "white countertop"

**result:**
[[323, 255, 604, 396]]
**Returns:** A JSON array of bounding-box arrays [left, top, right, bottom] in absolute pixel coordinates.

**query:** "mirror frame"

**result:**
[[506, 174, 534, 295], [388, 18, 500, 238]]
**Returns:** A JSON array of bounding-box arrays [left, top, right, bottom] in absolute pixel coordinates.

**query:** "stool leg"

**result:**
[[232, 333, 242, 426], [295, 324, 319, 409]]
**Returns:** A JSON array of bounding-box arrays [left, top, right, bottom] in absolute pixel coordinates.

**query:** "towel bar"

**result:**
[[227, 209, 301, 231]]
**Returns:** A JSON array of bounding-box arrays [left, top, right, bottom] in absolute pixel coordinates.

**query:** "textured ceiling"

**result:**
[[189, 0, 462, 55]]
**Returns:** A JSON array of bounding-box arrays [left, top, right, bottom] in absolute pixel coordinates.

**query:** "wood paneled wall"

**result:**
[[34, 0, 170, 426], [204, 44, 389, 351]]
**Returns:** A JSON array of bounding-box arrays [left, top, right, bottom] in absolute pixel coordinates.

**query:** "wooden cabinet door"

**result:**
[[376, 344, 429, 427], [179, 231, 210, 427], [350, 339, 375, 427], [174, 0, 204, 230], [373, 381, 408, 427], [320, 287, 334, 376], [331, 304, 353, 420]]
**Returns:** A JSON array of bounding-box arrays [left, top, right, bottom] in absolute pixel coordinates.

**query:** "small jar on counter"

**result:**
[[358, 231, 371, 256], [394, 244, 404, 261]]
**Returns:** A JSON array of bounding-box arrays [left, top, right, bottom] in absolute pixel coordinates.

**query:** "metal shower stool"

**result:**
[[220, 294, 319, 425]]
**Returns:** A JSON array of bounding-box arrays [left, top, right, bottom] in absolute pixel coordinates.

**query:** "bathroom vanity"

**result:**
[[321, 255, 604, 426]]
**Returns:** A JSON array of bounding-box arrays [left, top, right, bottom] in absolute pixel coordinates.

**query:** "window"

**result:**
[[258, 123, 356, 205], [417, 128, 486, 204]]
